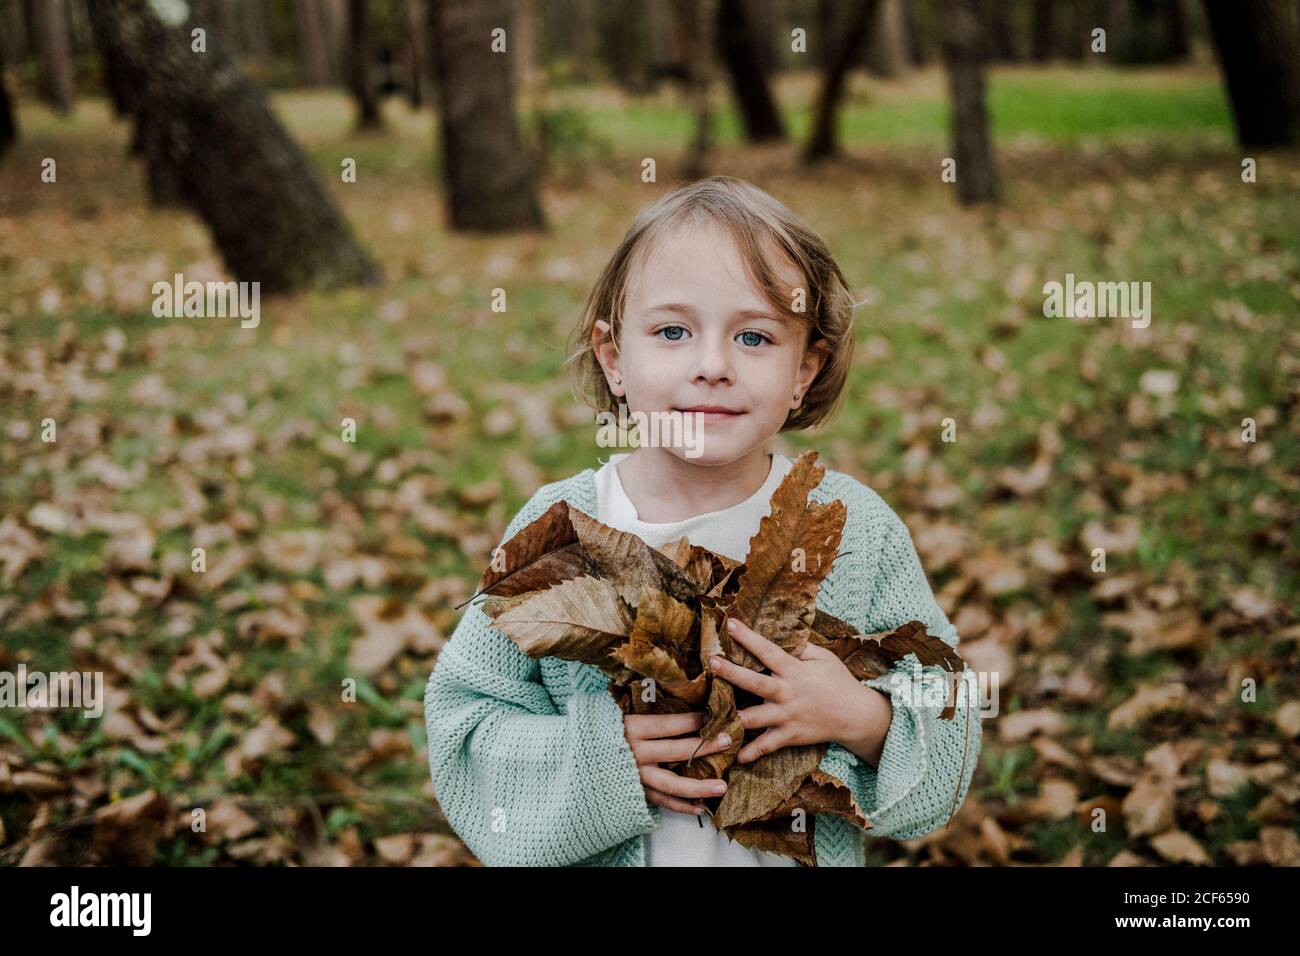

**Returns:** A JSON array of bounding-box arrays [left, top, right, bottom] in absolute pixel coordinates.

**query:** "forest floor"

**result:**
[[1, 65, 1297, 866]]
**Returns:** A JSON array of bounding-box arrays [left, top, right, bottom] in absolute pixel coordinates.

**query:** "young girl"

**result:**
[[424, 176, 981, 867]]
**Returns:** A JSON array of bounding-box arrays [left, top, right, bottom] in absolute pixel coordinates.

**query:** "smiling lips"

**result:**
[[676, 406, 743, 416]]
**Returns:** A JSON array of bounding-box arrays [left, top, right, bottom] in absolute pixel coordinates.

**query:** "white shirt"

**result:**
[[593, 450, 801, 867]]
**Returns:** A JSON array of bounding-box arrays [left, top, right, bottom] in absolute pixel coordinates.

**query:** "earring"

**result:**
[[793, 392, 800, 401], [614, 377, 622, 386]]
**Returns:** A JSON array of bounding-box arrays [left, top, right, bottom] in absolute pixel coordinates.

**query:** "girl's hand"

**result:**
[[709, 617, 890, 765], [622, 711, 732, 816]]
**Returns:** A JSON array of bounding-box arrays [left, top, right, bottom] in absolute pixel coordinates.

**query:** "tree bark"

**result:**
[[1164, 0, 1189, 60], [91, 0, 378, 291], [405, 0, 429, 107], [427, 0, 545, 231], [942, 0, 1000, 203], [571, 0, 597, 82], [88, 1, 184, 202], [347, 0, 383, 129], [716, 0, 785, 143], [671, 0, 719, 178], [34, 0, 75, 113], [982, 0, 1018, 61], [1203, 0, 1300, 148], [805, 0, 879, 163], [1030, 0, 1053, 61], [296, 0, 335, 85], [515, 0, 540, 104], [865, 0, 910, 77], [0, 35, 17, 156]]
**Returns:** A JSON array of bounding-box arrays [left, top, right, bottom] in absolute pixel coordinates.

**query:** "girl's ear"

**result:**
[[794, 339, 829, 406], [592, 319, 623, 395]]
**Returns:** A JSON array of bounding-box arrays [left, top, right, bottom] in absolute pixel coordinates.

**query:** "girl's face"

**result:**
[[593, 220, 827, 466]]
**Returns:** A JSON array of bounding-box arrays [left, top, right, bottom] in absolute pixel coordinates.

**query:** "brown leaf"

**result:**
[[730, 451, 846, 659], [713, 742, 828, 829], [487, 576, 633, 667]]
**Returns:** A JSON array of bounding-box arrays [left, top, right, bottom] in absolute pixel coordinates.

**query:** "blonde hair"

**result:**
[[564, 176, 858, 431]]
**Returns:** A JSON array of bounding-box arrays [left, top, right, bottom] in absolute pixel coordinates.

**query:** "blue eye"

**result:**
[[656, 326, 687, 341], [738, 330, 770, 347]]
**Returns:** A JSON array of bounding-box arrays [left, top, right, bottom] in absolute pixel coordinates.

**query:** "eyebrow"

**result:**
[[642, 303, 790, 325]]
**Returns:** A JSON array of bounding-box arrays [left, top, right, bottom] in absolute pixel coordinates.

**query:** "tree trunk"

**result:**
[[296, 0, 334, 85], [864, 0, 910, 77], [0, 36, 17, 156], [405, 0, 429, 107], [805, 0, 879, 163], [347, 0, 383, 129], [1203, 0, 1300, 148], [983, 0, 1020, 61], [750, 0, 781, 75], [427, 0, 545, 231], [21, 0, 41, 60], [1030, 0, 1053, 61], [34, 0, 75, 113], [942, 0, 999, 204], [91, 0, 378, 291], [671, 0, 719, 178], [1164, 0, 1189, 60], [516, 0, 540, 104], [716, 0, 785, 143], [88, 2, 184, 201], [239, 0, 274, 68], [571, 0, 597, 82]]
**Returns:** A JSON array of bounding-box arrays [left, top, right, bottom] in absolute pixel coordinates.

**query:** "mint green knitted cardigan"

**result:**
[[424, 462, 982, 866]]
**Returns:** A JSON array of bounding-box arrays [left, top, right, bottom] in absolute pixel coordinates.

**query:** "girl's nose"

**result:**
[[691, 335, 734, 384]]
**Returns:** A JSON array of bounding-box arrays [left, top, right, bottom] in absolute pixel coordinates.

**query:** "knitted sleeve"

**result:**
[[821, 508, 982, 842], [423, 486, 657, 866]]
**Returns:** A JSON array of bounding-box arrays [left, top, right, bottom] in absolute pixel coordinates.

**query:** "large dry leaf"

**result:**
[[568, 507, 703, 607], [730, 452, 846, 661], [489, 576, 633, 666], [713, 742, 828, 829], [469, 500, 597, 599]]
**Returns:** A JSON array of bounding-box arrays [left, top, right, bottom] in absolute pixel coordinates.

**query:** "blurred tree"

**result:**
[[91, 0, 378, 291], [88, 2, 185, 204], [296, 0, 337, 84], [1030, 0, 1053, 60], [0, 30, 16, 156], [347, 0, 383, 129], [864, 0, 912, 76], [405, 0, 430, 106], [428, 0, 545, 230], [192, 0, 240, 54], [716, 0, 786, 143], [982, 0, 1020, 61], [942, 0, 1000, 203], [1203, 0, 1300, 147], [672, 0, 720, 177], [33, 0, 75, 113], [515, 0, 539, 102], [805, 0, 880, 163]]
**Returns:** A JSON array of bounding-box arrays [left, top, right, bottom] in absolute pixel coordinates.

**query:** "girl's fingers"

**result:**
[[626, 710, 707, 740], [708, 655, 782, 700], [644, 787, 706, 816], [642, 764, 729, 800], [640, 731, 733, 764]]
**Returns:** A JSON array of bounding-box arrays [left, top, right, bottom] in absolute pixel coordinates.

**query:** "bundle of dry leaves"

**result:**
[[464, 451, 970, 865]]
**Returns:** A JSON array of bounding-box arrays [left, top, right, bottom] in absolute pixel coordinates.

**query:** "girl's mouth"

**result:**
[[675, 406, 743, 417]]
